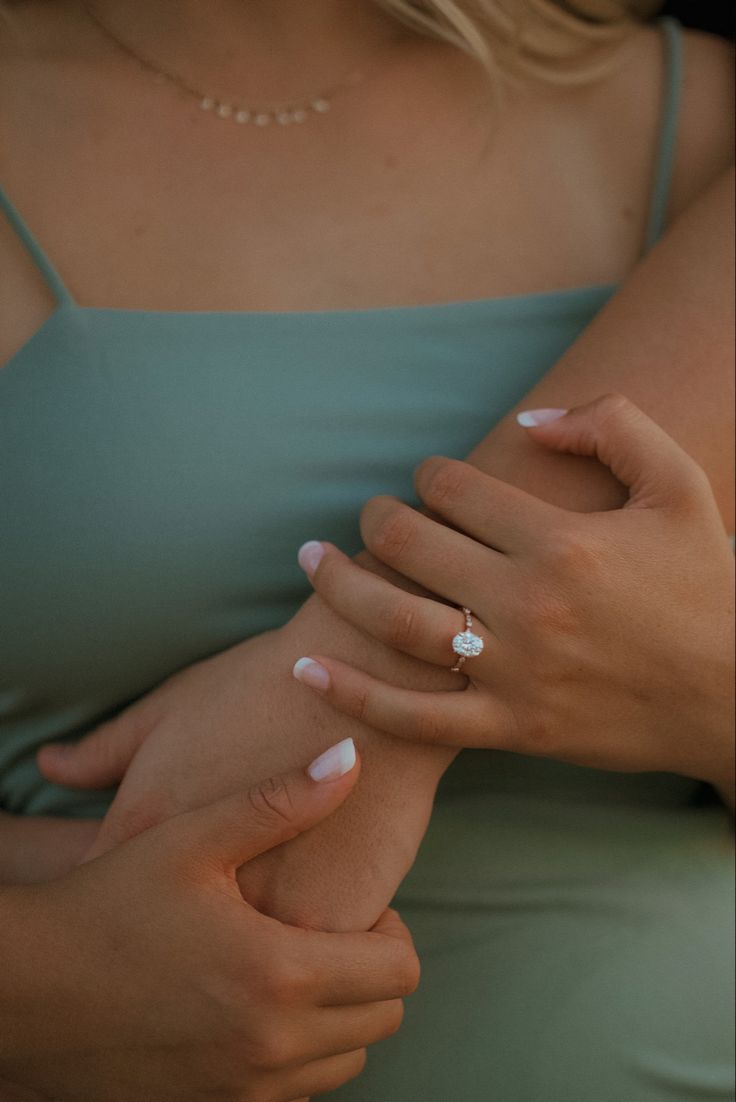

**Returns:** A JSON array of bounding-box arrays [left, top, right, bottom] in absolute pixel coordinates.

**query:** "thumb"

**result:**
[[516, 393, 706, 509], [37, 704, 153, 789], [183, 738, 359, 871]]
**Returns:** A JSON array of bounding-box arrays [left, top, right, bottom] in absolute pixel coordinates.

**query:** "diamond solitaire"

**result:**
[[452, 630, 484, 658], [450, 608, 484, 672]]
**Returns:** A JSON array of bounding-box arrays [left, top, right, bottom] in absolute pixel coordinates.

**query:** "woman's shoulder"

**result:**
[[582, 21, 733, 229], [668, 26, 734, 220]]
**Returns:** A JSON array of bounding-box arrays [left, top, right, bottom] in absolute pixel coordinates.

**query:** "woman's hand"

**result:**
[[35, 172, 735, 924], [0, 812, 99, 885], [36, 618, 456, 932], [1, 742, 420, 1102], [293, 395, 735, 801]]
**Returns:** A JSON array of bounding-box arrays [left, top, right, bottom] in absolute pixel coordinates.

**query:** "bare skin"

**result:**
[[0, 2, 733, 930], [298, 395, 736, 804], [0, 753, 422, 1102]]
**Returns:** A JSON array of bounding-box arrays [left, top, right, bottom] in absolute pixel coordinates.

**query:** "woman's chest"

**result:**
[[0, 44, 648, 328], [0, 298, 610, 713]]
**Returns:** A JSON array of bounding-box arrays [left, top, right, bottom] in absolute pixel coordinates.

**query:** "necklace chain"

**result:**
[[82, 4, 366, 127]]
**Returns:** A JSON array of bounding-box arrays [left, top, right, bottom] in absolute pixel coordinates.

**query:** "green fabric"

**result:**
[[645, 17, 683, 252], [1, 16, 733, 1098]]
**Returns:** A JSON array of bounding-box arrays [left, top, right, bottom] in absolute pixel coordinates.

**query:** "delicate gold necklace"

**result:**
[[83, 3, 367, 127]]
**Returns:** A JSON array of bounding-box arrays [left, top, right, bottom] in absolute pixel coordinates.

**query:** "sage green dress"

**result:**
[[1, 18, 733, 1100]]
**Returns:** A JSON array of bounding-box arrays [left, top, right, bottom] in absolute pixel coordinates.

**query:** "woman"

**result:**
[[0, 742, 423, 1101], [1, 0, 733, 1098]]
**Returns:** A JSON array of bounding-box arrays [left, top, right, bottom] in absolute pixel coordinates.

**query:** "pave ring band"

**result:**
[[450, 607, 485, 672]]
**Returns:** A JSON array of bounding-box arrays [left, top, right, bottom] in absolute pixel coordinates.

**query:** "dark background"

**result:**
[[658, 2, 734, 38]]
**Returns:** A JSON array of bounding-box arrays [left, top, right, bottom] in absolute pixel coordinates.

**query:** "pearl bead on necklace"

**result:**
[[83, 3, 366, 128]]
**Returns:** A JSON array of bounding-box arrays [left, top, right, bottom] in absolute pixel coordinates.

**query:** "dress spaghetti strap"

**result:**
[[0, 18, 683, 305], [0, 183, 74, 305], [643, 17, 683, 253]]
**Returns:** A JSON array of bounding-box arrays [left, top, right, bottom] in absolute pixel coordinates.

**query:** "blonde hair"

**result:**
[[375, 0, 665, 82]]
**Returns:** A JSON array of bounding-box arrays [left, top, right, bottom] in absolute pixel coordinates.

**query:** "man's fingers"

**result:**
[[518, 393, 713, 511]]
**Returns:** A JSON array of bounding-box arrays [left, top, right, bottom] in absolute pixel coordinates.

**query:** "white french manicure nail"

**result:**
[[307, 738, 356, 782], [516, 408, 568, 427], [297, 541, 326, 576], [293, 656, 331, 692]]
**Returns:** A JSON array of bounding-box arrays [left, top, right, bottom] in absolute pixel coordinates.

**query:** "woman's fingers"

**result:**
[[414, 455, 562, 552], [517, 393, 713, 512], [300, 908, 421, 1007], [36, 699, 156, 788], [286, 999, 404, 1065], [280, 1048, 368, 1100], [300, 543, 498, 669], [357, 497, 511, 609], [292, 655, 509, 749], [176, 739, 361, 873]]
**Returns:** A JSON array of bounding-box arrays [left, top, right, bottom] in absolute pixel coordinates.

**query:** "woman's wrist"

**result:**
[[0, 813, 100, 885], [0, 884, 47, 1072], [230, 613, 457, 931]]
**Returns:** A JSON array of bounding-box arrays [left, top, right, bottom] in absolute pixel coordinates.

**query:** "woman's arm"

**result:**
[[0, 812, 99, 885], [43, 166, 735, 931], [462, 167, 734, 525], [300, 394, 735, 808], [0, 754, 421, 1102]]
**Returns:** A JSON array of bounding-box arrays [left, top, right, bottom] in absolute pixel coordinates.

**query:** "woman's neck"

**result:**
[[86, 0, 408, 101]]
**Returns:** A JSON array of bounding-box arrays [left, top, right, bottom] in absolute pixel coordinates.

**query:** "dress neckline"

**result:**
[[71, 280, 616, 319], [0, 283, 618, 381]]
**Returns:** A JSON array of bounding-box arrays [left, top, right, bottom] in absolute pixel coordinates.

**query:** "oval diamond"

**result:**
[[451, 630, 484, 658]]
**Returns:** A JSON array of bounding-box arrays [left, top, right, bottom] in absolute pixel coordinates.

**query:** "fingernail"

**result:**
[[297, 540, 326, 577], [516, 408, 568, 427], [307, 738, 356, 782], [293, 656, 331, 692]]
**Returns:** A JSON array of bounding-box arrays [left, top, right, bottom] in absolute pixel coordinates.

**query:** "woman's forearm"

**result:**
[[236, 168, 735, 929], [309, 166, 734, 743], [463, 167, 734, 524], [56, 169, 733, 931], [0, 812, 99, 885]]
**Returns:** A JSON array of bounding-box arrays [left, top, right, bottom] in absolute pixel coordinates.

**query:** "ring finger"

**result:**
[[301, 543, 499, 671]]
